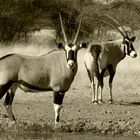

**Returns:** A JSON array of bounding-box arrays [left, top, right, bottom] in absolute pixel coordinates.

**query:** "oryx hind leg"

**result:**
[[86, 69, 98, 105], [3, 83, 18, 121], [107, 65, 115, 104], [97, 68, 106, 104], [53, 92, 65, 124]]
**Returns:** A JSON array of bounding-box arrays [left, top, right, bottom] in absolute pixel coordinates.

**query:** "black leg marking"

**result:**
[[3, 83, 18, 121], [0, 82, 12, 99], [93, 100, 98, 104], [107, 65, 115, 104], [56, 115, 60, 122], [98, 68, 106, 88], [4, 90, 14, 105], [53, 92, 65, 123], [53, 92, 65, 105], [4, 83, 18, 106], [107, 65, 115, 84]]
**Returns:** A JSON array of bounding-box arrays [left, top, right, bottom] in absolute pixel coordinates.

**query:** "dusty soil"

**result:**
[[0, 50, 140, 137]]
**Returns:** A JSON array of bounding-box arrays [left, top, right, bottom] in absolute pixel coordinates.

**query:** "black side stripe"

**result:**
[[18, 80, 51, 91], [0, 54, 15, 60]]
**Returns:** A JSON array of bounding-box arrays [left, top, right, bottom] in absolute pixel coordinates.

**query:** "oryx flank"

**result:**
[[84, 14, 137, 105], [0, 13, 86, 123]]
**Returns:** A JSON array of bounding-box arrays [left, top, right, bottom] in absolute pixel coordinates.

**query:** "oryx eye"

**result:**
[[65, 45, 71, 51], [72, 45, 77, 51], [124, 39, 130, 46]]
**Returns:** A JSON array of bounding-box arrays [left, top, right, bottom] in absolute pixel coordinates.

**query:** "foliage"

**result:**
[[0, 0, 140, 43]]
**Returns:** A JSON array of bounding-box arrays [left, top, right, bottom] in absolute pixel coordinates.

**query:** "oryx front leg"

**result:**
[[85, 68, 98, 104], [53, 92, 65, 124], [3, 83, 18, 121]]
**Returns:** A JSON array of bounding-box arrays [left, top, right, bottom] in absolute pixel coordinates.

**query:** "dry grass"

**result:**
[[0, 29, 56, 57]]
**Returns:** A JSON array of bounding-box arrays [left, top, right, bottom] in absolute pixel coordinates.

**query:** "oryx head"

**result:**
[[59, 13, 86, 69], [122, 36, 137, 58], [105, 14, 137, 58]]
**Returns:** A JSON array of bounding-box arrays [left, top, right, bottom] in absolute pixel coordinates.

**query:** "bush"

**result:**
[[0, 0, 140, 43]]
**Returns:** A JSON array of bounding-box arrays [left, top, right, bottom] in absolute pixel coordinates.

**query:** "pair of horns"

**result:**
[[59, 13, 82, 44], [91, 13, 128, 38], [104, 13, 128, 38]]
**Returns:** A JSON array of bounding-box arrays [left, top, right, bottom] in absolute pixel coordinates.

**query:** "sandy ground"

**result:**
[[0, 49, 140, 137]]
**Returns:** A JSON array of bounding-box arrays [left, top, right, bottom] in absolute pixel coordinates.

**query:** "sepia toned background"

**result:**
[[0, 0, 140, 138]]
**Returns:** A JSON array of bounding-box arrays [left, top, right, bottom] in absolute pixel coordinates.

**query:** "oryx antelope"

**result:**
[[84, 14, 137, 105], [0, 13, 86, 123]]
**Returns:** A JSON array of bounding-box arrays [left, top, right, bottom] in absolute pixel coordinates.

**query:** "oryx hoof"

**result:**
[[9, 120, 16, 125], [98, 100, 104, 105], [108, 99, 114, 104], [54, 122, 62, 129], [10, 117, 16, 122], [92, 100, 98, 105]]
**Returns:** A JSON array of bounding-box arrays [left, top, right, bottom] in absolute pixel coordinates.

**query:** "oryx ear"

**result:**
[[79, 42, 89, 48], [57, 43, 64, 49], [131, 36, 136, 42]]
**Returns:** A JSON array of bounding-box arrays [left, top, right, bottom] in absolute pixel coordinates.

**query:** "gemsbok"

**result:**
[[84, 14, 137, 105], [0, 13, 86, 123]]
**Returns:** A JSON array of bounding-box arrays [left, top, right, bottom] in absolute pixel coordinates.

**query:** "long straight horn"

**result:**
[[104, 13, 128, 37], [59, 13, 68, 44], [73, 13, 83, 44]]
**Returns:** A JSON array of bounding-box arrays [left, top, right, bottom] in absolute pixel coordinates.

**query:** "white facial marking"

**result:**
[[130, 51, 137, 58], [67, 60, 75, 69], [65, 44, 71, 51], [65, 45, 71, 60]]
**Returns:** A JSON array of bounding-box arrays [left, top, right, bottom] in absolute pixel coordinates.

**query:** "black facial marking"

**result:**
[[124, 38, 135, 55], [68, 43, 74, 48], [130, 43, 135, 51], [67, 50, 75, 61]]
